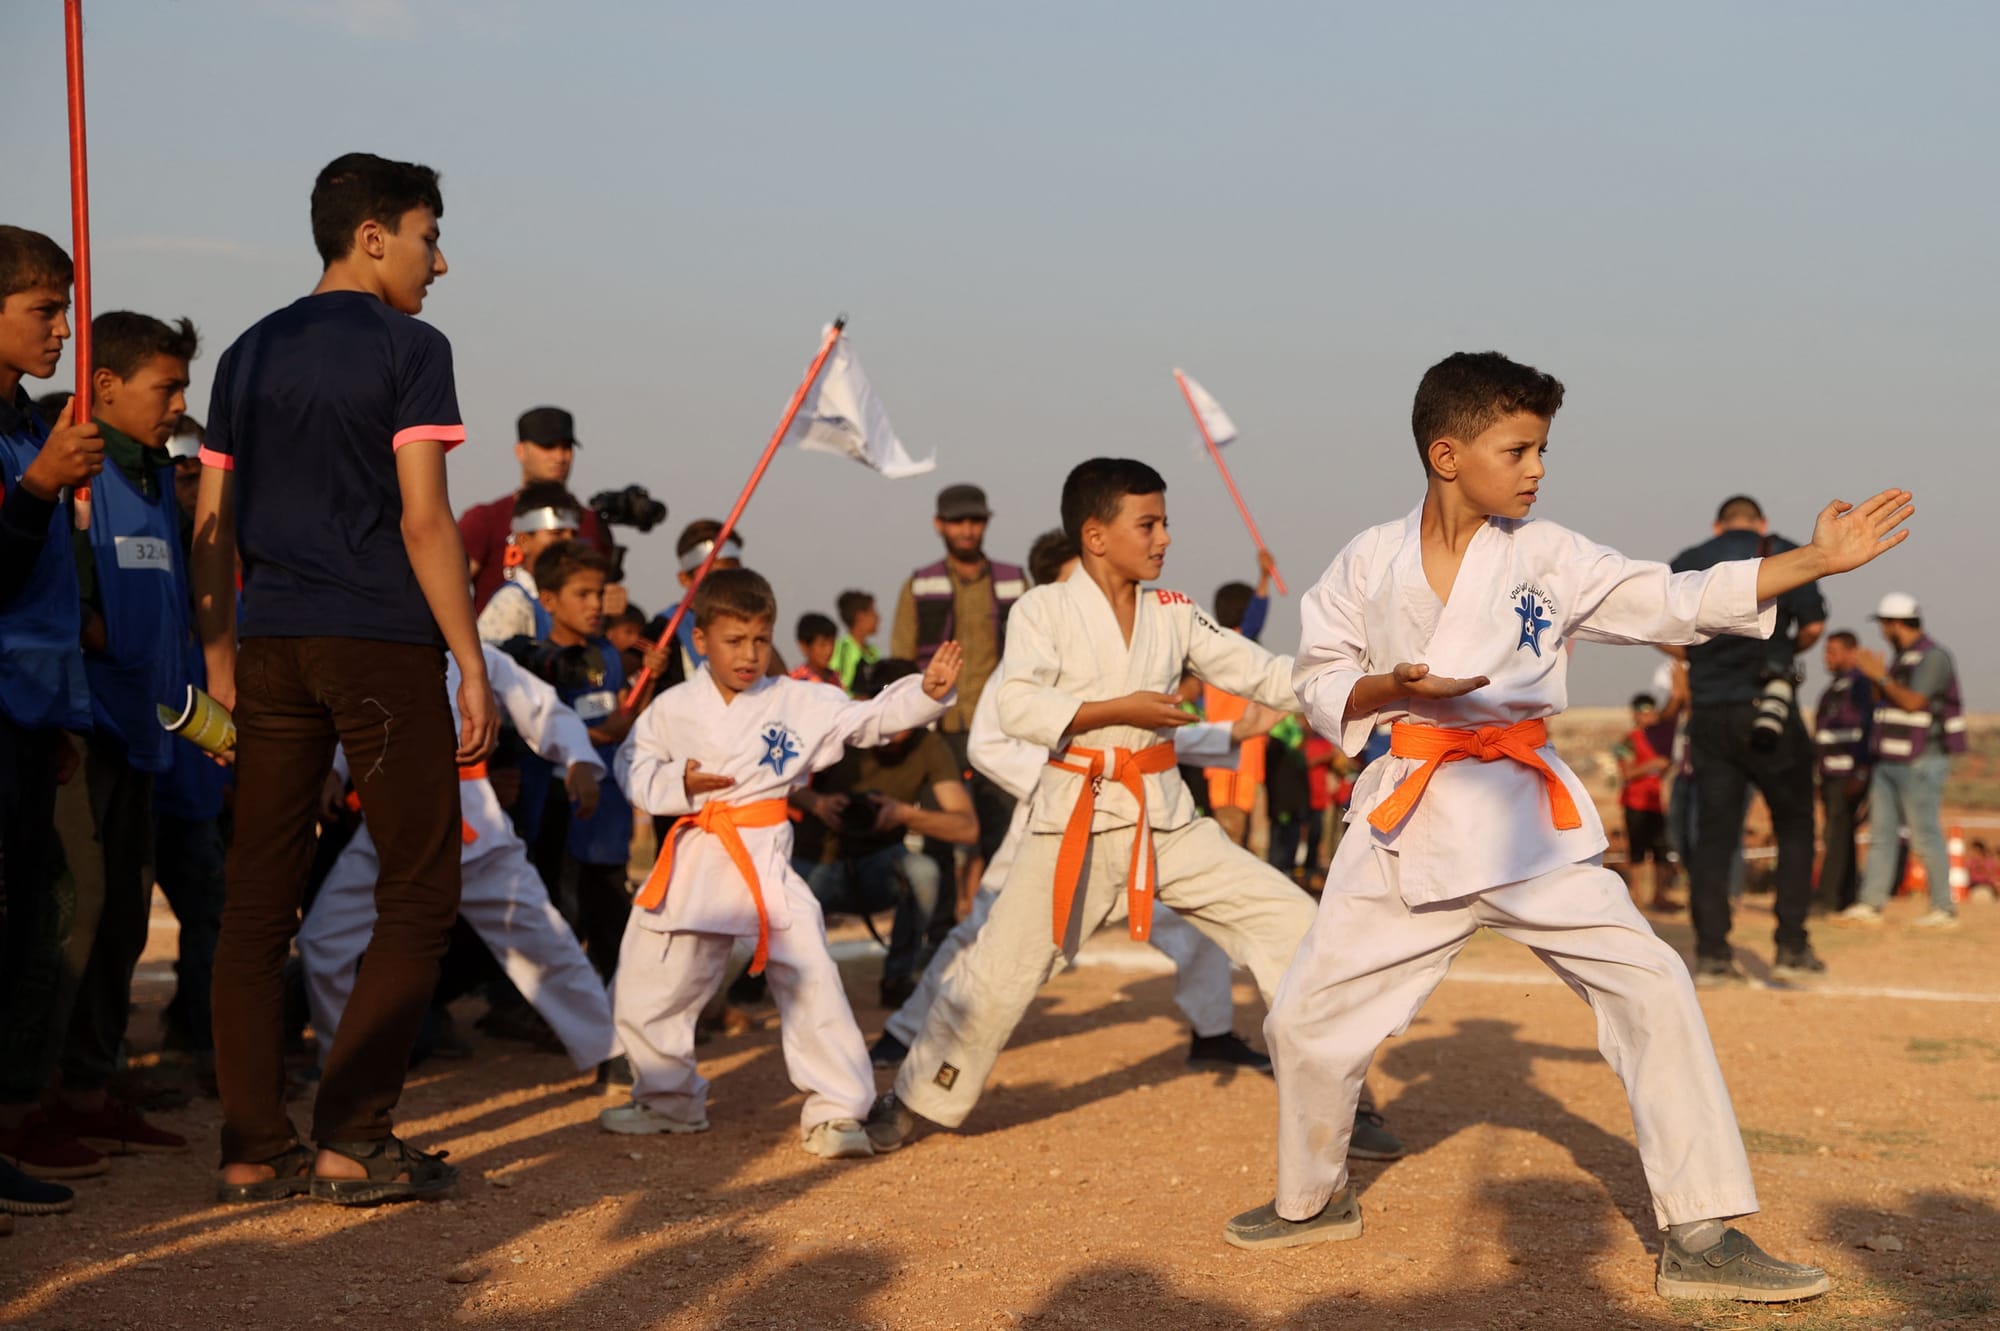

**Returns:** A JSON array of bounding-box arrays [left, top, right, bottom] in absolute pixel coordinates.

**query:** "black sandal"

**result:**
[[215, 1144, 315, 1204], [309, 1136, 457, 1206]]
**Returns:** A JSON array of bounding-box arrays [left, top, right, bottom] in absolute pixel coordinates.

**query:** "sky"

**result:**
[[10, 0, 1994, 707]]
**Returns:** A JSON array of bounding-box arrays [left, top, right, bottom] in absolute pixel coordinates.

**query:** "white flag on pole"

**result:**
[[1174, 368, 1239, 449], [786, 329, 935, 478]]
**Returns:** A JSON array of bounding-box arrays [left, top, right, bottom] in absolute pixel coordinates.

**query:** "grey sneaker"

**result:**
[[1694, 957, 1746, 988], [864, 1093, 916, 1154], [1834, 903, 1883, 925], [1771, 947, 1827, 977], [1656, 1228, 1830, 1302], [1911, 908, 1959, 929], [801, 1119, 872, 1160], [1223, 1187, 1364, 1251], [1349, 1108, 1405, 1161], [598, 1101, 709, 1135]]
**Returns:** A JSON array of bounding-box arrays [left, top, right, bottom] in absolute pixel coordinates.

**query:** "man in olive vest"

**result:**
[[891, 485, 1027, 951], [1840, 592, 1966, 927]]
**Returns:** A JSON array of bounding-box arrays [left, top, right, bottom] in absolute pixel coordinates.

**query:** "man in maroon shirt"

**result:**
[[459, 406, 610, 611]]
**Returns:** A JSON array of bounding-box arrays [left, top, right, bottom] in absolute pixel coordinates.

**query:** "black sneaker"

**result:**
[[1223, 1186, 1364, 1250], [869, 1033, 910, 1068], [1771, 947, 1827, 978], [0, 1160, 75, 1216], [595, 1055, 633, 1089], [1656, 1228, 1830, 1302], [1187, 1032, 1273, 1075], [1693, 956, 1746, 988], [864, 1093, 916, 1154], [1349, 1107, 1405, 1160]]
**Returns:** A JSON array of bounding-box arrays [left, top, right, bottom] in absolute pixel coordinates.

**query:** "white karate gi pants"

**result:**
[[301, 849, 617, 1072], [883, 827, 1236, 1048], [895, 817, 1315, 1127], [613, 880, 873, 1133], [1266, 843, 1760, 1229]]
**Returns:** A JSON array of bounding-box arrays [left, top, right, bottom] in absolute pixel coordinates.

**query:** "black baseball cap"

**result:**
[[517, 406, 579, 449], [936, 483, 991, 521]]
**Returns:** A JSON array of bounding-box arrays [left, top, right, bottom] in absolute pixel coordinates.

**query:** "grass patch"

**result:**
[[1925, 1272, 1998, 1318], [1739, 1128, 1820, 1156], [1905, 1037, 2000, 1064]]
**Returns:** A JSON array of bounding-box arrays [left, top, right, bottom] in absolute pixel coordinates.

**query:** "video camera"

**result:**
[[494, 635, 612, 693], [588, 485, 669, 584]]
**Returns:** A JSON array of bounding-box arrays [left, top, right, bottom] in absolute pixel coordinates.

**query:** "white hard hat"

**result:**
[[1871, 591, 1921, 621]]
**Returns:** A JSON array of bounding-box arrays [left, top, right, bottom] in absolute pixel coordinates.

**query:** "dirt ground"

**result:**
[[5, 890, 1997, 1331]]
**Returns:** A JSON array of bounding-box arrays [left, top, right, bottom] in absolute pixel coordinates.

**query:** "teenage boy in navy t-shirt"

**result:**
[[194, 153, 498, 1206]]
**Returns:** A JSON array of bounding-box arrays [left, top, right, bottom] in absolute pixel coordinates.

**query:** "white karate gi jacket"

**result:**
[[996, 576, 1296, 836], [1294, 507, 1774, 905], [620, 668, 950, 938]]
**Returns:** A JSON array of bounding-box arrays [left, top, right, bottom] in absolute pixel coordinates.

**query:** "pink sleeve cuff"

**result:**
[[197, 446, 235, 471], [392, 424, 467, 452]]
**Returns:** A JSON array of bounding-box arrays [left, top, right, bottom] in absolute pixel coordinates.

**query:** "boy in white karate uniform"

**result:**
[[873, 460, 1358, 1150], [299, 644, 615, 1072], [605, 568, 961, 1159], [1229, 352, 1913, 1305], [875, 528, 1287, 1077]]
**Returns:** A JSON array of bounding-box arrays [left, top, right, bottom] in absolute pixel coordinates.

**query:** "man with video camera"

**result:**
[[1672, 495, 1828, 983], [789, 659, 978, 1006]]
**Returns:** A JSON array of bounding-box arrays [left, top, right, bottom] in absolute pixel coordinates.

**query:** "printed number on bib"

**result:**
[[114, 536, 174, 572]]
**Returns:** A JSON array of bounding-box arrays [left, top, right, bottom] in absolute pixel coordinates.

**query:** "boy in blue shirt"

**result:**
[[195, 154, 499, 1206]]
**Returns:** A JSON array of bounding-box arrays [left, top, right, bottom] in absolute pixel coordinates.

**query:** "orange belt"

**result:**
[[1366, 719, 1581, 835], [634, 797, 791, 975], [1047, 741, 1180, 946], [345, 762, 488, 844]]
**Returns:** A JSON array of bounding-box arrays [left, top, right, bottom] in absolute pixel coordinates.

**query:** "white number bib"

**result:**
[[113, 536, 174, 572]]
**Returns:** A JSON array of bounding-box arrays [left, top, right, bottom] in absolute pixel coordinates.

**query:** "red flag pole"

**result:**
[[622, 317, 846, 710], [65, 0, 94, 529], [1173, 369, 1285, 595]]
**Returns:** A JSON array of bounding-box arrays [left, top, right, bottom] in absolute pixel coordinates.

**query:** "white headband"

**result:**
[[678, 535, 742, 573], [512, 506, 581, 535]]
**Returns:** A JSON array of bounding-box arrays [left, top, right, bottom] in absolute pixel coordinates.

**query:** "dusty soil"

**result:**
[[5, 891, 1997, 1331]]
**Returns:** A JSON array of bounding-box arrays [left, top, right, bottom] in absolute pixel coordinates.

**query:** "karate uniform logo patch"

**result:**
[[1510, 583, 1555, 658], [933, 1063, 959, 1090], [759, 724, 801, 776]]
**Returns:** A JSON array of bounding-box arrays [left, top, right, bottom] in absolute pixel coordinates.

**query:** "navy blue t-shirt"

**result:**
[[1671, 529, 1827, 706], [204, 291, 464, 644]]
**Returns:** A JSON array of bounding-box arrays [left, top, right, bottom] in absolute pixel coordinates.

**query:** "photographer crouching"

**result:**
[[1671, 496, 1828, 983], [788, 660, 978, 1006]]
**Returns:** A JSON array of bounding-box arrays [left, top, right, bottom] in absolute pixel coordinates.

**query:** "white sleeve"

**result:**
[[476, 584, 535, 645], [1292, 542, 1377, 757], [1173, 720, 1239, 770], [995, 591, 1085, 750], [622, 696, 695, 819], [1560, 530, 1774, 647], [486, 646, 602, 777], [818, 675, 952, 769], [1183, 603, 1297, 711], [967, 681, 1044, 801]]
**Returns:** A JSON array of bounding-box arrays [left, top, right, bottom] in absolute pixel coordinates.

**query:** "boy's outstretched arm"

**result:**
[[1754, 489, 1913, 602], [396, 439, 498, 763]]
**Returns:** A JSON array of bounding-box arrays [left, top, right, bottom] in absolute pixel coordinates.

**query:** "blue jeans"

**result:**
[[1859, 751, 1953, 911], [795, 845, 940, 982]]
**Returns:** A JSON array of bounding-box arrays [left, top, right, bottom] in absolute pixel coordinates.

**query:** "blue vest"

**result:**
[[492, 578, 553, 640], [560, 638, 634, 866], [0, 417, 91, 731], [83, 456, 190, 773]]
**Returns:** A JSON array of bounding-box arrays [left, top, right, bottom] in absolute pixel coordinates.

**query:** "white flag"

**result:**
[[1174, 368, 1239, 449], [786, 330, 935, 478]]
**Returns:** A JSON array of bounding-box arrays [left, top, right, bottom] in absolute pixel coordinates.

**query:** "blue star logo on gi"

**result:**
[[1514, 591, 1552, 657], [759, 724, 800, 777]]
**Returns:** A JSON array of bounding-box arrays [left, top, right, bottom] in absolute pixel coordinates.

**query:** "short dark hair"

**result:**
[[693, 567, 777, 629], [609, 604, 648, 630], [796, 612, 837, 644], [0, 226, 73, 303], [174, 414, 205, 443], [676, 518, 744, 559], [1630, 693, 1658, 711], [92, 312, 199, 381], [514, 481, 581, 518], [532, 539, 611, 595], [1213, 581, 1255, 630], [1060, 458, 1166, 544], [310, 152, 444, 266], [1715, 495, 1764, 525], [835, 590, 874, 628], [1410, 352, 1565, 474], [1828, 629, 1859, 649], [855, 657, 920, 700], [1027, 529, 1078, 587]]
